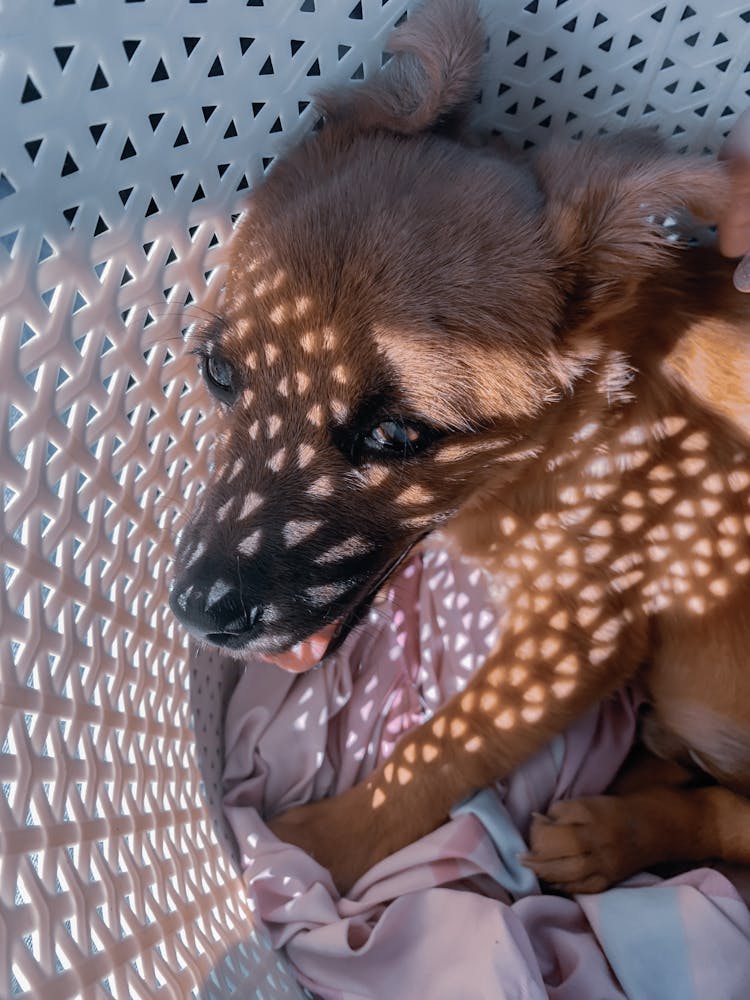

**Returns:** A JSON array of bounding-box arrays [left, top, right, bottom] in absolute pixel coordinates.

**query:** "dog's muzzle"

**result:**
[[169, 566, 262, 649]]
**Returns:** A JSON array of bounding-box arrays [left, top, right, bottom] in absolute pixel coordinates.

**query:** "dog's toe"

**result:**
[[524, 796, 635, 894]]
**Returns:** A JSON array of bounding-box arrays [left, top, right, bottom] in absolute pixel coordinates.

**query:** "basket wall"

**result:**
[[1, 1, 748, 998]]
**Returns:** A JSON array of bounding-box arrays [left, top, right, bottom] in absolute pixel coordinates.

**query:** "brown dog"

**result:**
[[170, 0, 750, 895]]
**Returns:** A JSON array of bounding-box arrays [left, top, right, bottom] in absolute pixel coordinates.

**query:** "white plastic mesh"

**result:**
[[0, 1, 748, 998]]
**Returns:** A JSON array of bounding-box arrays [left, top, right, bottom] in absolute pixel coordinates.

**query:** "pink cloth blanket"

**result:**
[[223, 543, 750, 999]]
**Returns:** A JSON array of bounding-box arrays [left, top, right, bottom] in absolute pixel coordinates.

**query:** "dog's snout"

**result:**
[[169, 569, 262, 649]]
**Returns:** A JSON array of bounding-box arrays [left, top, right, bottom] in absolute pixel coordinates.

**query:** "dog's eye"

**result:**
[[366, 420, 427, 455], [203, 354, 237, 402]]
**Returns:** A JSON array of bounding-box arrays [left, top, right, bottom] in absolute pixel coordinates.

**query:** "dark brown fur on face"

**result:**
[[171, 0, 750, 895]]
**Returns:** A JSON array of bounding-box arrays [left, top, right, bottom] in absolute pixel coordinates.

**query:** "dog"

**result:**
[[170, 0, 750, 896]]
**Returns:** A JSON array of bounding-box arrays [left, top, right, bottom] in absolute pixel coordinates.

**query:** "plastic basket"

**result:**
[[1, 1, 748, 997]]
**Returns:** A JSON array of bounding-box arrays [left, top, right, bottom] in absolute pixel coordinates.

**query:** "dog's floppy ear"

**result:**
[[318, 0, 484, 135], [535, 131, 731, 319]]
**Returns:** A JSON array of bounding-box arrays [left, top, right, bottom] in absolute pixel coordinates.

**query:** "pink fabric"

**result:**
[[223, 543, 750, 1000]]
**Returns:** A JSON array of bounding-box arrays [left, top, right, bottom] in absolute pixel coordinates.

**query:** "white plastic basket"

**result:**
[[1, 1, 748, 998]]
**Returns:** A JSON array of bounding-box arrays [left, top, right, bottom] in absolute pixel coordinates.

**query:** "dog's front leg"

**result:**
[[269, 593, 647, 895]]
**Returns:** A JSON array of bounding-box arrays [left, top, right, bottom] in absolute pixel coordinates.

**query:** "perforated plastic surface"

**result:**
[[0, 1, 748, 998]]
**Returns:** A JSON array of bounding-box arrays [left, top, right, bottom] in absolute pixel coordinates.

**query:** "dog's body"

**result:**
[[171, 0, 750, 894]]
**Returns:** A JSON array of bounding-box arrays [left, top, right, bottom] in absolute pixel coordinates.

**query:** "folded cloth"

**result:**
[[223, 542, 750, 1000]]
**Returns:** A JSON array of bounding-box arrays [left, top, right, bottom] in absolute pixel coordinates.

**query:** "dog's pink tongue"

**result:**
[[261, 622, 339, 673]]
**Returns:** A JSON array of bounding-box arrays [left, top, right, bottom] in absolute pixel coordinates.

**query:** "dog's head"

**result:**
[[170, 0, 728, 667]]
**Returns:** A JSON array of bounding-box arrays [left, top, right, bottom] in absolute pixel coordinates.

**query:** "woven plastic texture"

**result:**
[[0, 1, 748, 998]]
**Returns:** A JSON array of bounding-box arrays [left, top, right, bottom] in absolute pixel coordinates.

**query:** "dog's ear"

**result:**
[[318, 0, 484, 135], [535, 131, 732, 320]]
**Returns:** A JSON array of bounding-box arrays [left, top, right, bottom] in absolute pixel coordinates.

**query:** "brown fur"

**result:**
[[171, 0, 750, 895]]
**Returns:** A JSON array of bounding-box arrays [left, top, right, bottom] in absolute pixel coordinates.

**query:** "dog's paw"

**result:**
[[522, 796, 640, 894]]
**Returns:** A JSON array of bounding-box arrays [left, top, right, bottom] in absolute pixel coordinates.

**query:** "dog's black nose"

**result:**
[[169, 573, 261, 648]]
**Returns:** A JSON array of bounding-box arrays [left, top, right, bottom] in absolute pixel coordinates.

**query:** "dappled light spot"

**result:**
[[297, 443, 315, 468], [402, 512, 435, 530], [555, 654, 579, 675], [432, 717, 446, 738], [361, 465, 389, 488], [515, 638, 535, 660], [523, 683, 545, 704], [584, 542, 611, 564], [673, 521, 695, 540], [305, 580, 355, 605], [371, 787, 386, 809], [580, 582, 604, 602], [622, 490, 645, 508], [216, 496, 234, 521], [532, 593, 552, 613], [592, 614, 624, 644], [729, 469, 750, 491], [225, 457, 244, 484], [307, 403, 324, 427], [316, 536, 373, 564], [263, 342, 279, 365], [540, 636, 561, 659], [307, 475, 334, 498], [649, 486, 675, 504], [719, 515, 741, 535], [460, 691, 476, 712], [494, 709, 516, 730], [521, 705, 545, 723], [487, 666, 505, 686], [681, 431, 709, 452], [450, 718, 467, 738], [282, 519, 321, 547], [701, 472, 726, 494], [330, 398, 349, 421], [185, 538, 206, 568], [480, 690, 498, 711], [509, 665, 528, 686], [237, 529, 261, 557], [267, 414, 282, 438], [573, 420, 600, 442], [551, 678, 576, 699], [396, 484, 433, 506], [550, 610, 568, 631], [680, 454, 708, 477]]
